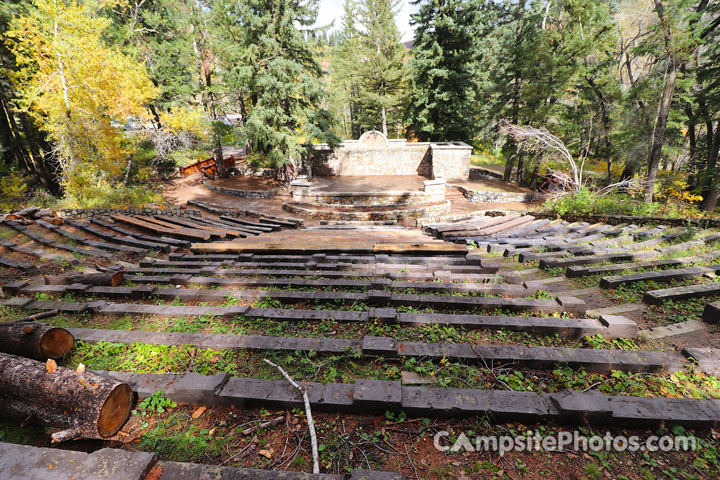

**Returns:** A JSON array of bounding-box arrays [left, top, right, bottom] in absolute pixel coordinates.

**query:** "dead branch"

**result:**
[[500, 121, 587, 192], [263, 359, 319, 474], [241, 415, 285, 436]]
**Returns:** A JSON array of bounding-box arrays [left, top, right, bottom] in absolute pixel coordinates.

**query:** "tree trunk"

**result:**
[[644, 0, 677, 202], [381, 107, 387, 137], [504, 152, 516, 182], [701, 120, 720, 212], [44, 271, 123, 287], [0, 322, 74, 360], [213, 129, 228, 178], [0, 352, 133, 442]]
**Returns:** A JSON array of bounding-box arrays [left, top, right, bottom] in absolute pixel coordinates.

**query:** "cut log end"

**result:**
[[39, 328, 74, 359], [109, 271, 124, 287], [97, 383, 134, 438]]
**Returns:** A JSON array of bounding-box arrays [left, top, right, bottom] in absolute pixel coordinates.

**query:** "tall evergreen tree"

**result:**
[[355, 0, 408, 137], [405, 0, 478, 143], [329, 0, 362, 138], [215, 0, 338, 173]]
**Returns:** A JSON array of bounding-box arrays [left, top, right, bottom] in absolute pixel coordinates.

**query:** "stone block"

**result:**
[[1, 281, 28, 295], [85, 300, 109, 313], [353, 380, 401, 412], [1, 296, 34, 308], [401, 371, 438, 385], [644, 283, 720, 305], [370, 277, 392, 290], [362, 336, 397, 356], [96, 371, 177, 398], [166, 372, 229, 405], [349, 471, 404, 480], [80, 448, 156, 480], [599, 315, 639, 339], [130, 285, 157, 299], [702, 302, 720, 324], [170, 274, 193, 286], [317, 383, 355, 411], [555, 296, 587, 315], [0, 442, 89, 479], [368, 307, 398, 324], [366, 290, 391, 306], [682, 347, 720, 374], [549, 389, 613, 422]]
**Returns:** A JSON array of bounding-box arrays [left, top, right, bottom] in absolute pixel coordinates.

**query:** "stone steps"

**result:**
[[600, 266, 720, 288], [7, 282, 585, 314], [88, 371, 720, 427], [68, 328, 687, 372], [1, 298, 628, 338], [643, 282, 720, 304]]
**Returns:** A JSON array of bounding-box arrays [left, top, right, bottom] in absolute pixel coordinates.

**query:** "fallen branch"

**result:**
[[263, 359, 319, 474], [242, 415, 285, 436], [7, 310, 60, 325]]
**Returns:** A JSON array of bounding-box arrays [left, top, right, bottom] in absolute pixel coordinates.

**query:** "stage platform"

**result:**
[[291, 175, 444, 207]]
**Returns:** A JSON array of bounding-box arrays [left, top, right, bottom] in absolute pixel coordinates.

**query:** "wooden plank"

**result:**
[[111, 214, 210, 241], [373, 243, 467, 254], [89, 218, 190, 248], [150, 216, 234, 239], [219, 215, 278, 231]]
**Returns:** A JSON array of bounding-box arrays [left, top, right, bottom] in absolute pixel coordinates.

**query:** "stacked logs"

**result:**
[[0, 273, 134, 442], [0, 353, 134, 443], [0, 206, 63, 225]]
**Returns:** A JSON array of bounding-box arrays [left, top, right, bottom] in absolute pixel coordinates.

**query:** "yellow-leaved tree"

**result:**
[[5, 0, 157, 205]]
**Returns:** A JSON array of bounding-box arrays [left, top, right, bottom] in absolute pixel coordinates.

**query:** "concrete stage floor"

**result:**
[[191, 228, 468, 254], [310, 176, 426, 193]]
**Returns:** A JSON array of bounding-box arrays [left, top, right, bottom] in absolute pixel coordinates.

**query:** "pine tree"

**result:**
[[355, 0, 408, 137], [214, 0, 338, 173], [329, 0, 362, 138], [405, 0, 478, 143]]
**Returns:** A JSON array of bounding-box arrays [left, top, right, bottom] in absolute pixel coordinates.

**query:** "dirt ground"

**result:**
[[163, 173, 542, 227]]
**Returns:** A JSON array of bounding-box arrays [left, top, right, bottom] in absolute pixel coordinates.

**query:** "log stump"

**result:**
[[0, 322, 74, 360], [0, 352, 134, 442]]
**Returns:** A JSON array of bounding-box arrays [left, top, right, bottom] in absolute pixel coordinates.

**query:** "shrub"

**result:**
[[541, 186, 594, 215], [542, 188, 704, 218], [0, 174, 28, 211]]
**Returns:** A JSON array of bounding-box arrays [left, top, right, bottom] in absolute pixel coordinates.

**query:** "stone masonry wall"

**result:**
[[202, 178, 277, 199], [310, 144, 433, 177], [451, 185, 542, 204], [430, 143, 472, 181], [57, 207, 200, 219]]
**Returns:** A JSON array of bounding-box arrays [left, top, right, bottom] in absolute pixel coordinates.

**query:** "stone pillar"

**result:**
[[430, 142, 472, 181], [290, 176, 312, 202], [423, 177, 446, 203]]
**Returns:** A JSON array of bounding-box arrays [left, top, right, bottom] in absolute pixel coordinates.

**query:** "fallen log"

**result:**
[[44, 271, 124, 287], [15, 206, 40, 217], [40, 216, 63, 226], [33, 208, 56, 219], [0, 322, 74, 360], [0, 352, 134, 442]]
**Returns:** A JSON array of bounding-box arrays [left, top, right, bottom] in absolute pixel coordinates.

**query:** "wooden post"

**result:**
[[0, 352, 134, 442]]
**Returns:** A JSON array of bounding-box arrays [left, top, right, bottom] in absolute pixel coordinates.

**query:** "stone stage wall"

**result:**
[[308, 131, 472, 181]]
